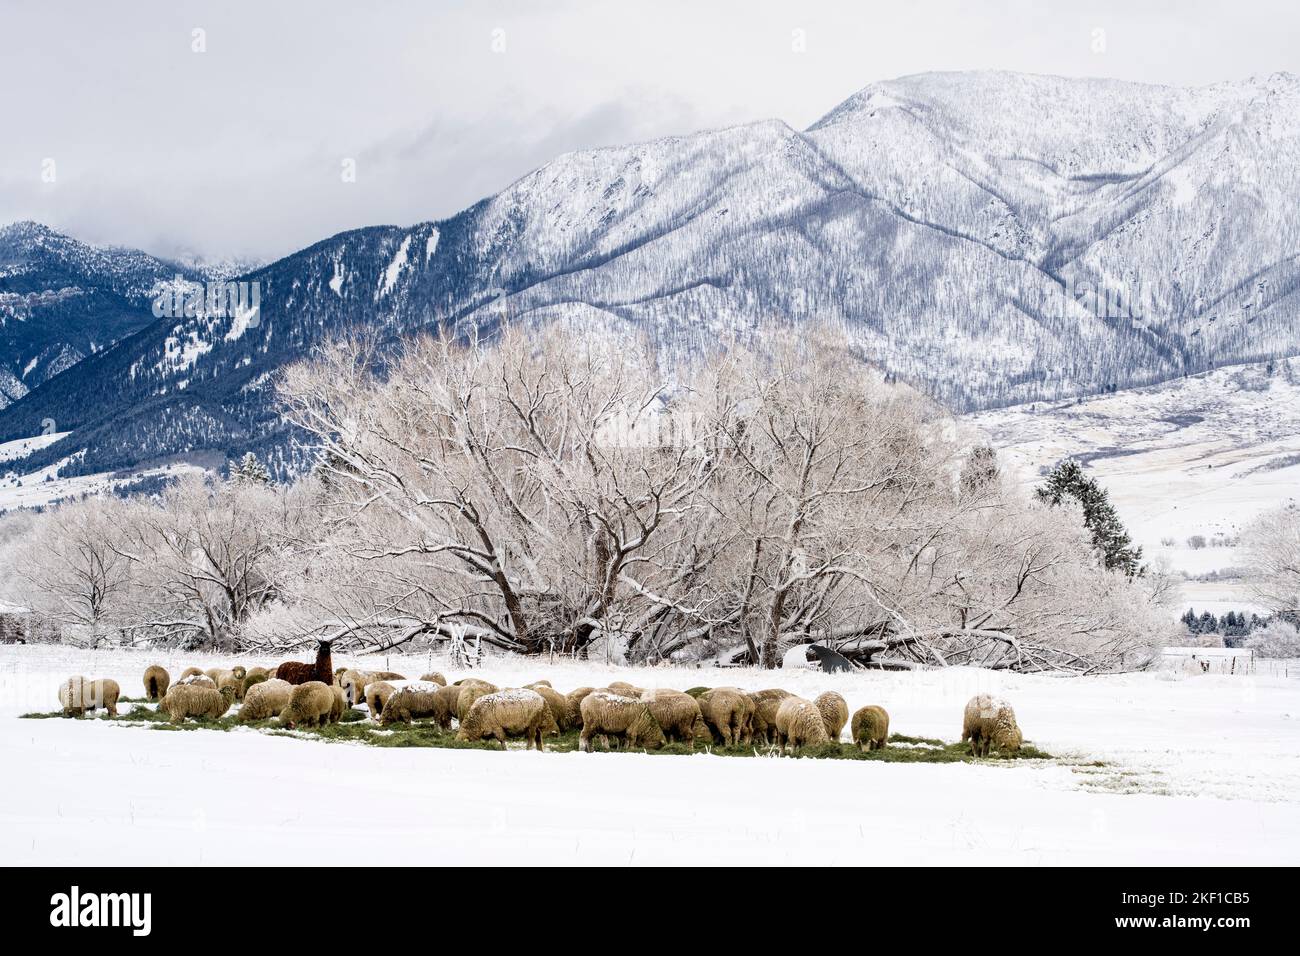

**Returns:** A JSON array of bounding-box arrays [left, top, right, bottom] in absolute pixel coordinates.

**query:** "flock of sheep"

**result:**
[[54, 656, 1027, 758]]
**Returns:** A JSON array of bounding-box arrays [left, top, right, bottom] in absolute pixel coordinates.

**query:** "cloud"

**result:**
[[1, 0, 1296, 260]]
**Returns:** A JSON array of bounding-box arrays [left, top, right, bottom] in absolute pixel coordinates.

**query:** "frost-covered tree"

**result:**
[[1244, 505, 1300, 616], [1245, 620, 1300, 658], [959, 444, 1000, 499], [281, 325, 716, 656], [111, 474, 303, 648], [8, 497, 137, 644], [229, 451, 271, 485]]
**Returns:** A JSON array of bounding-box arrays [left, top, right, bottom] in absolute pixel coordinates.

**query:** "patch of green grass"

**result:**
[[18, 708, 1054, 763]]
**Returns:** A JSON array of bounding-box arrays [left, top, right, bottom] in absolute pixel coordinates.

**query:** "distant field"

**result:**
[[968, 358, 1300, 617], [0, 432, 205, 511]]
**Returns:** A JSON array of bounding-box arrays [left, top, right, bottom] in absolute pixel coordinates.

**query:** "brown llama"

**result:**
[[275, 640, 334, 686]]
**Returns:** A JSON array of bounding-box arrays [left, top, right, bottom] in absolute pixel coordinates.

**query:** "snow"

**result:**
[[968, 358, 1300, 616], [0, 431, 67, 465], [376, 236, 411, 300], [222, 300, 259, 343], [0, 456, 206, 511], [2, 645, 1297, 865], [481, 687, 544, 705], [393, 680, 442, 695], [425, 228, 439, 262], [162, 328, 213, 373]]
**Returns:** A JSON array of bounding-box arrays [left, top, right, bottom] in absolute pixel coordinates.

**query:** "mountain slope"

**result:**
[[2, 70, 1299, 480], [0, 221, 207, 408]]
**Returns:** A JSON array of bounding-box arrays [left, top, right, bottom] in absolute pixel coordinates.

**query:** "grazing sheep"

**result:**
[[431, 684, 461, 729], [161, 684, 235, 723], [239, 678, 293, 721], [683, 686, 711, 698], [328, 685, 347, 724], [851, 705, 890, 751], [338, 668, 404, 706], [241, 669, 269, 698], [418, 671, 447, 686], [455, 679, 500, 722], [363, 680, 400, 718], [566, 686, 596, 717], [217, 673, 244, 701], [58, 676, 121, 717], [530, 684, 577, 731], [337, 669, 368, 705], [605, 680, 644, 697], [142, 665, 170, 701], [205, 665, 247, 688], [641, 689, 709, 748], [814, 691, 849, 742], [747, 688, 793, 745], [378, 681, 452, 727], [279, 681, 336, 729], [275, 640, 334, 686], [179, 667, 205, 681], [697, 687, 754, 746], [456, 689, 556, 750], [962, 694, 1023, 757], [578, 691, 666, 752], [524, 679, 552, 689], [773, 697, 830, 753]]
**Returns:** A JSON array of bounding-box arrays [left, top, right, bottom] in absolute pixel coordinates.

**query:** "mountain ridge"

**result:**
[[2, 69, 1298, 482]]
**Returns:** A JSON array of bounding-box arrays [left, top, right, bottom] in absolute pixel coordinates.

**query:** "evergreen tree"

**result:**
[[1036, 460, 1143, 575], [229, 451, 271, 485]]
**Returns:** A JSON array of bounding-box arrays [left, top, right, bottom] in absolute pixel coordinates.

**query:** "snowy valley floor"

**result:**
[[2, 646, 1298, 865]]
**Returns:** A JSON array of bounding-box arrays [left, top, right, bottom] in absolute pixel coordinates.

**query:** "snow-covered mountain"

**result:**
[[0, 221, 207, 408], [2, 70, 1298, 480]]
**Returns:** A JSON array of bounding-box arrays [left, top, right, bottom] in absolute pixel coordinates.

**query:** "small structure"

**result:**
[[0, 601, 31, 644], [1160, 646, 1255, 675]]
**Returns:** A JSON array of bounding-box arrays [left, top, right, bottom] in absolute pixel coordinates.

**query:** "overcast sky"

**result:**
[[2, 0, 1296, 263]]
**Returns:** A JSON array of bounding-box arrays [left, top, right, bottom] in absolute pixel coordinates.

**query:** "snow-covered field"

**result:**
[[0, 433, 207, 511], [969, 358, 1300, 617], [3, 645, 1298, 865]]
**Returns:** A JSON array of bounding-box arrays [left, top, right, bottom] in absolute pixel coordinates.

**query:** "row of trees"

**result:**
[[1180, 608, 1265, 643], [0, 323, 1203, 671]]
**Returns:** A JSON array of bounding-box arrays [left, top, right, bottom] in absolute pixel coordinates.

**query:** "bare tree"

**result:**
[[114, 474, 300, 648], [281, 325, 717, 655], [1244, 505, 1300, 615], [10, 497, 137, 644]]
